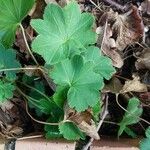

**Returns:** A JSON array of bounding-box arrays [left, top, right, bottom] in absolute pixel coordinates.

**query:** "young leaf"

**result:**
[[85, 46, 116, 80], [59, 122, 85, 140], [0, 81, 15, 103], [118, 97, 143, 136], [51, 55, 104, 112], [0, 44, 21, 79], [31, 2, 96, 65], [0, 0, 35, 47]]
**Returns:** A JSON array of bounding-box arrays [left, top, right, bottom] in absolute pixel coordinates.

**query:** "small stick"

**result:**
[[83, 95, 109, 150], [17, 134, 43, 141]]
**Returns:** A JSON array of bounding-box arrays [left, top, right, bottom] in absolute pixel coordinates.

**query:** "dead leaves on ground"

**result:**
[[120, 75, 148, 93], [97, 5, 144, 68]]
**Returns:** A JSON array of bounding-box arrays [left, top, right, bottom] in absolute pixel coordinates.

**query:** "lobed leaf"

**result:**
[[0, 0, 35, 47], [59, 122, 85, 140], [31, 2, 96, 65], [51, 55, 104, 112], [118, 97, 143, 136], [85, 46, 116, 80]]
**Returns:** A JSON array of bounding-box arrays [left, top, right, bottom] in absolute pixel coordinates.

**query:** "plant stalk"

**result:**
[[19, 24, 39, 66]]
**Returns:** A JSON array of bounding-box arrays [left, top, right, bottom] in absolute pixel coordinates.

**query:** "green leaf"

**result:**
[[85, 46, 116, 80], [118, 97, 143, 136], [0, 44, 21, 79], [0, 81, 15, 103], [53, 86, 68, 108], [31, 2, 96, 65], [0, 0, 35, 47], [45, 117, 62, 139], [51, 55, 104, 112], [140, 138, 150, 150], [29, 81, 45, 99], [92, 100, 101, 121], [59, 122, 85, 140], [31, 98, 57, 115], [145, 126, 150, 138]]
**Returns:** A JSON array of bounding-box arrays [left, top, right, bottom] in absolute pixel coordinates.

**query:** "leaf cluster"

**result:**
[[0, 1, 116, 140]]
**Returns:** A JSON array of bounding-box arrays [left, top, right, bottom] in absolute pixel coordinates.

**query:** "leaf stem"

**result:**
[[19, 24, 39, 66], [16, 87, 61, 126], [0, 67, 40, 72], [39, 67, 56, 91], [17, 81, 51, 102]]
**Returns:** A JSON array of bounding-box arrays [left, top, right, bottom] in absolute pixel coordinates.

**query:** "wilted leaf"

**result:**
[[120, 75, 147, 93], [64, 104, 99, 139], [77, 120, 100, 140]]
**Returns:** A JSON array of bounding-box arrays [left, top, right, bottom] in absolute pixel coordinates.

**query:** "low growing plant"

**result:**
[[0, 0, 144, 141]]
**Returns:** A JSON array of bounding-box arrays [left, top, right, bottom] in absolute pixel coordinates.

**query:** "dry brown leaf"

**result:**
[[112, 5, 144, 51], [120, 75, 147, 93], [97, 5, 144, 68], [135, 48, 150, 70], [29, 0, 46, 19], [77, 120, 100, 140], [64, 104, 99, 139], [97, 21, 123, 68]]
